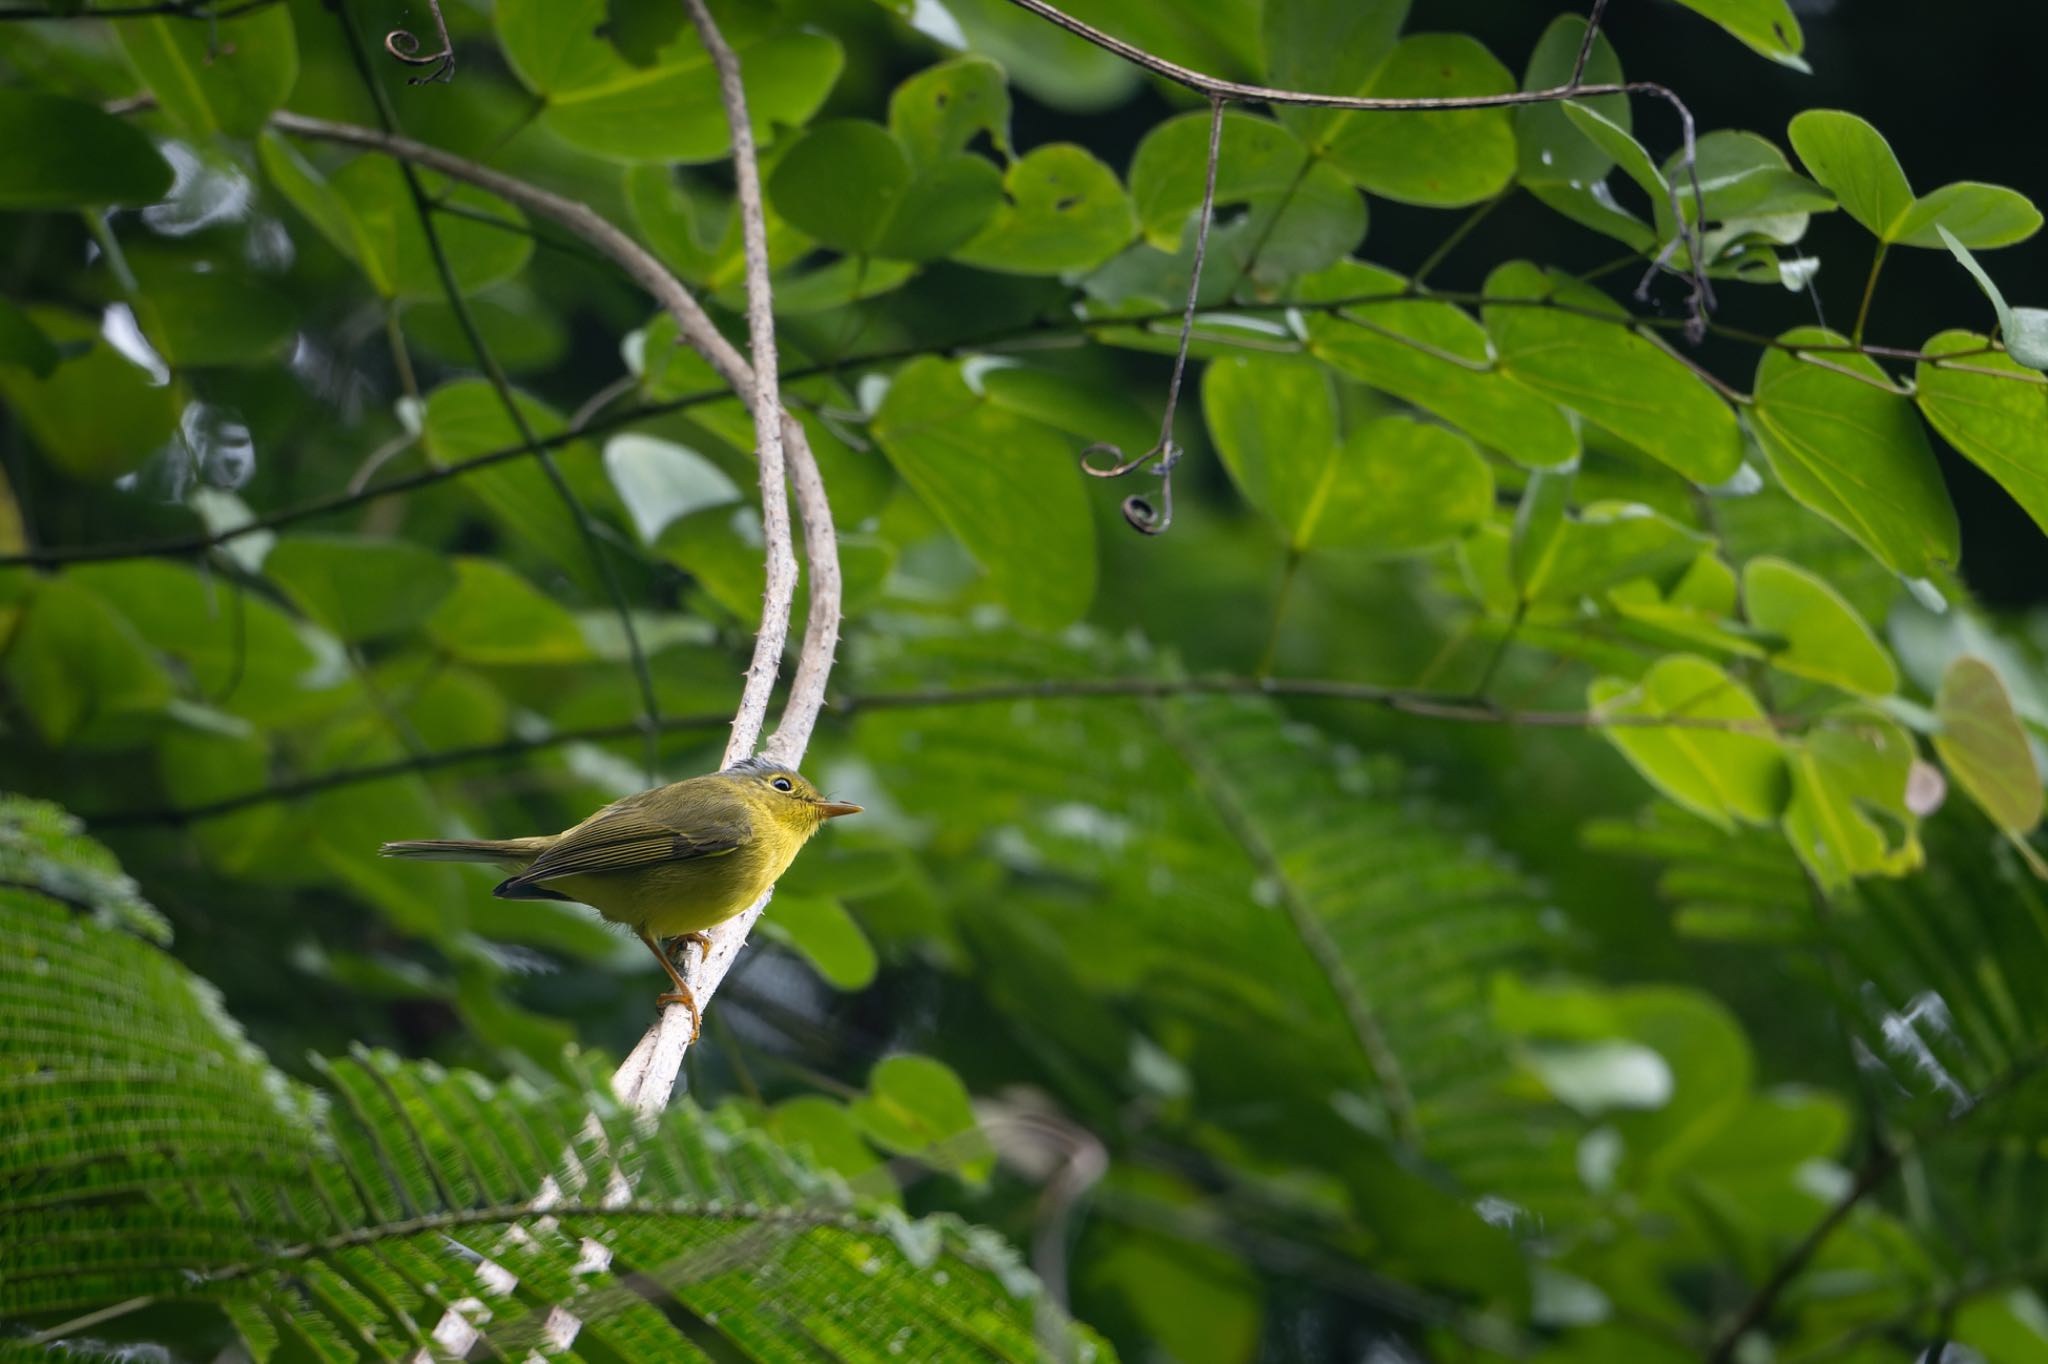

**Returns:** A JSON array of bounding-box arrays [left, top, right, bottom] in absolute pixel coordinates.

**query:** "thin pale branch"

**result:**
[[612, 0, 842, 1118]]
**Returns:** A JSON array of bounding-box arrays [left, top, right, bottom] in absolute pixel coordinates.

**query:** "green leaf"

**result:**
[[68, 560, 316, 723], [420, 379, 613, 598], [769, 119, 911, 255], [0, 91, 172, 208], [1523, 502, 1713, 605], [1562, 102, 1668, 218], [758, 893, 878, 990], [600, 0, 683, 66], [1483, 262, 1742, 483], [114, 3, 296, 138], [888, 55, 1013, 166], [1129, 110, 1304, 248], [1202, 352, 1337, 543], [604, 433, 741, 543], [509, 0, 845, 165], [1510, 465, 1574, 599], [1589, 655, 1786, 828], [1932, 656, 2042, 835], [852, 1054, 994, 1183], [1789, 110, 2041, 248], [1913, 330, 2048, 537], [874, 154, 1006, 262], [1300, 263, 1578, 470], [2, 578, 174, 746], [1936, 227, 2048, 370], [135, 273, 295, 367], [1742, 556, 1897, 695], [0, 296, 58, 377], [1207, 352, 1489, 555], [1261, 0, 1407, 149], [1671, 0, 1807, 70], [1515, 15, 1628, 188], [1317, 417, 1494, 555], [870, 357, 1096, 628], [1749, 326, 1958, 576], [425, 558, 591, 665], [1787, 110, 1914, 241], [952, 144, 1136, 275], [1782, 712, 1922, 891], [0, 307, 180, 481], [1892, 181, 2042, 250], [266, 535, 458, 643], [768, 1095, 885, 1184], [1319, 35, 1517, 208]]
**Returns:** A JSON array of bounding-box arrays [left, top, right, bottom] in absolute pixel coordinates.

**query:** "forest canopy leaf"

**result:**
[[1913, 331, 2048, 537], [871, 357, 1096, 627], [114, 3, 297, 138], [1932, 656, 2042, 835], [1589, 655, 1786, 828], [0, 91, 172, 208], [1749, 327, 1958, 576]]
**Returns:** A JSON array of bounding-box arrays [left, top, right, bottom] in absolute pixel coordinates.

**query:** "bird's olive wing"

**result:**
[[506, 806, 751, 886]]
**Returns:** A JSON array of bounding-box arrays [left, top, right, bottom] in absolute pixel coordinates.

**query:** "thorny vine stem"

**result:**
[[610, 0, 838, 1118]]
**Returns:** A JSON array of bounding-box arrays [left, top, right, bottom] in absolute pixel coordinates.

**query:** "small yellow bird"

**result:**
[[381, 758, 860, 1039]]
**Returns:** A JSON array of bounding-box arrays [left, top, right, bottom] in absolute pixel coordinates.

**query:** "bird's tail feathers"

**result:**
[[379, 837, 550, 864]]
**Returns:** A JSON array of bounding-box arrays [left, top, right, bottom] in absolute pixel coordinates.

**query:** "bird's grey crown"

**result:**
[[724, 755, 797, 777]]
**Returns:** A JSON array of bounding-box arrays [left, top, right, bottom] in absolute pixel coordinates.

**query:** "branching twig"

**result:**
[[610, 0, 841, 1118], [84, 674, 1824, 829]]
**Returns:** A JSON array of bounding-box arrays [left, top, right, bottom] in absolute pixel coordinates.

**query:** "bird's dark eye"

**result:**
[[772, 777, 794, 792]]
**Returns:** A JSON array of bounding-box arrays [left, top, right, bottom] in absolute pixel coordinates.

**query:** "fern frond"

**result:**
[[0, 799, 1110, 1362]]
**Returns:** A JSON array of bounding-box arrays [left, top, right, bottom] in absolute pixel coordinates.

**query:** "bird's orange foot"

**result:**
[[657, 988, 702, 1043]]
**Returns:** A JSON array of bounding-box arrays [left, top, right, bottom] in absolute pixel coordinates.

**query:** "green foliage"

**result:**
[[0, 800, 1099, 1360], [4, 2, 2048, 1359]]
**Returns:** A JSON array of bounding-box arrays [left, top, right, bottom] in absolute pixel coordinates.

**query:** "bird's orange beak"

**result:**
[[817, 800, 863, 818]]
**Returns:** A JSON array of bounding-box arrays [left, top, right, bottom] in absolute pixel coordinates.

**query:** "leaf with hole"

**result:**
[[889, 55, 1013, 166], [951, 144, 1135, 275], [1782, 712, 1922, 891], [1742, 556, 1897, 695], [1671, 0, 1807, 70]]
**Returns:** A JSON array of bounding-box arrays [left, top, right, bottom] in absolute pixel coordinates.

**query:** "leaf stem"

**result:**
[[1256, 546, 1303, 679], [1853, 241, 1889, 345]]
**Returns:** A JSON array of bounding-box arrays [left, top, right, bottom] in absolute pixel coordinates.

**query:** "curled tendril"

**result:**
[[385, 1, 454, 85], [1081, 439, 1179, 535]]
